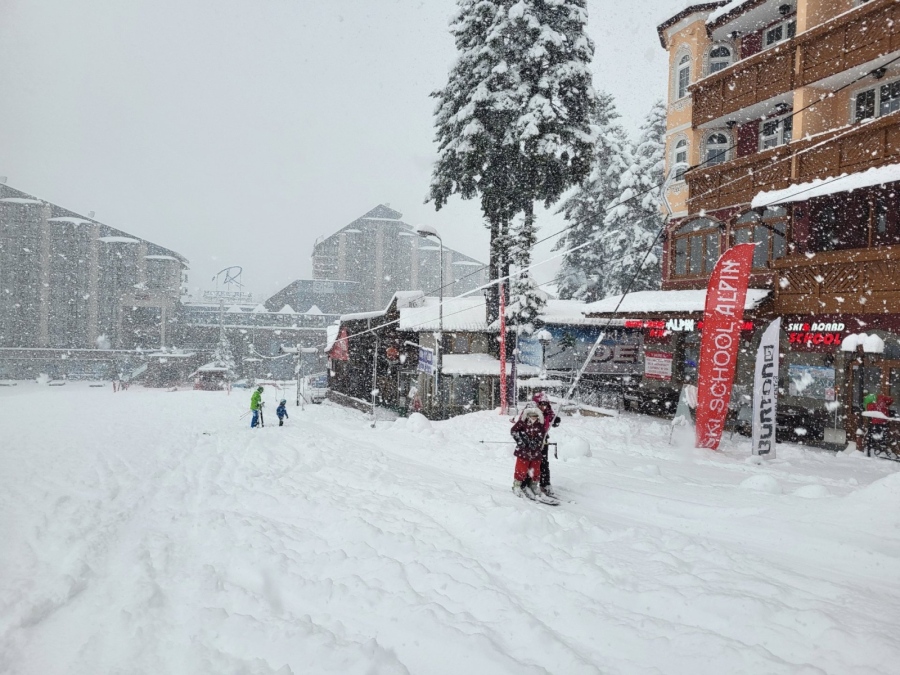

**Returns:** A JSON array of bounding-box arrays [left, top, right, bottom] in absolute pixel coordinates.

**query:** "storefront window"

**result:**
[[854, 366, 883, 409], [671, 218, 720, 279], [451, 376, 477, 408]]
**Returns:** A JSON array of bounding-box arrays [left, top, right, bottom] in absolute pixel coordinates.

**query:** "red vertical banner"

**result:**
[[695, 243, 756, 450], [499, 282, 508, 414]]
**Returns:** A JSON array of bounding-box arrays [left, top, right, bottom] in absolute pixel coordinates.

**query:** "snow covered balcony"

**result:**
[[686, 110, 900, 213]]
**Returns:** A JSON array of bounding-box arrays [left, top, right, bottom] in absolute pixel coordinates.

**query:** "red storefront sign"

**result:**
[[785, 321, 846, 350], [624, 318, 754, 339], [696, 244, 756, 451]]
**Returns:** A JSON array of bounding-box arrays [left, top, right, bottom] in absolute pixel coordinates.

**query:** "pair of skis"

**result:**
[[514, 483, 560, 506]]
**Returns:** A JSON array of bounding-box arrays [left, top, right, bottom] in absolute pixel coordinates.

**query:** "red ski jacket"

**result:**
[[511, 418, 546, 461]]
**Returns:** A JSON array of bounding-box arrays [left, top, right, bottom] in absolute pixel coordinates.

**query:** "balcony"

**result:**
[[691, 0, 900, 129], [692, 44, 794, 127], [686, 112, 900, 214], [772, 245, 900, 314]]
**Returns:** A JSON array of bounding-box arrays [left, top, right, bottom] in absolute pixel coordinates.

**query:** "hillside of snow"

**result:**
[[2, 383, 899, 674]]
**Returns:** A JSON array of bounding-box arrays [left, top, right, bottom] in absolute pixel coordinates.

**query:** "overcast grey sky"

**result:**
[[0, 0, 687, 302]]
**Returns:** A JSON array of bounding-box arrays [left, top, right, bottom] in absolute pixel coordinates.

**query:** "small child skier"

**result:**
[[511, 407, 558, 505], [276, 399, 289, 426]]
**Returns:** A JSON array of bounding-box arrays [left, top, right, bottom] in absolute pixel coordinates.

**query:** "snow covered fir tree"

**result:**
[[554, 91, 633, 302], [429, 0, 597, 321]]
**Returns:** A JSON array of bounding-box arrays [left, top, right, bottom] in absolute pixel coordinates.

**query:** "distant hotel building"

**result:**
[[0, 183, 187, 354], [309, 204, 487, 313]]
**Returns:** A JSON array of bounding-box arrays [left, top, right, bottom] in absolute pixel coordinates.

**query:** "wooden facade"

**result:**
[[691, 0, 900, 127]]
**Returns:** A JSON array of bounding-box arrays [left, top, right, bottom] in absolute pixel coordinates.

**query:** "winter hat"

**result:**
[[280, 399, 286, 405], [522, 407, 544, 424], [532, 391, 548, 404], [257, 386, 264, 392]]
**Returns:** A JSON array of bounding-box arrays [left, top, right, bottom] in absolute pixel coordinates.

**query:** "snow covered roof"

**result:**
[[395, 290, 425, 309], [452, 260, 484, 267], [540, 299, 608, 326], [752, 164, 900, 208], [399, 295, 490, 332], [707, 0, 757, 25], [325, 324, 340, 352], [277, 304, 296, 315], [48, 216, 92, 225], [341, 309, 386, 322], [584, 289, 770, 315], [144, 255, 179, 262], [99, 236, 140, 244], [0, 197, 43, 205], [442, 353, 540, 377], [226, 305, 244, 313], [252, 304, 269, 314], [197, 362, 230, 372], [305, 305, 324, 315]]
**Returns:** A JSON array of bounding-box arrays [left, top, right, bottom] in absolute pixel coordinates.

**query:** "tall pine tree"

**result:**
[[555, 91, 631, 302], [430, 0, 597, 323], [600, 100, 666, 296]]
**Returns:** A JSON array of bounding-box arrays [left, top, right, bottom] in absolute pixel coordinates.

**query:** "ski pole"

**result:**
[[239, 410, 252, 420]]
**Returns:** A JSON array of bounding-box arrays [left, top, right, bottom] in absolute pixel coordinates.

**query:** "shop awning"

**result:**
[[752, 163, 900, 208], [584, 289, 770, 316], [442, 353, 539, 377]]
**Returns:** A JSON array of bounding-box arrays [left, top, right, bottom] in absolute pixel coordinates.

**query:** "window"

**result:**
[[855, 80, 900, 122], [809, 194, 871, 252], [759, 114, 792, 150], [764, 18, 796, 49], [671, 218, 720, 279], [731, 209, 788, 269], [671, 138, 689, 181], [705, 132, 730, 166], [708, 46, 732, 74], [676, 54, 691, 100]]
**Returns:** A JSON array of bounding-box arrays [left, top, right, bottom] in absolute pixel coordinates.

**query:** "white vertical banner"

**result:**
[[752, 318, 781, 458]]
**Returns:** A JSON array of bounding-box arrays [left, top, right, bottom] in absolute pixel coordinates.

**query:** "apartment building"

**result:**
[[311, 204, 487, 313], [0, 183, 188, 379], [646, 0, 900, 447]]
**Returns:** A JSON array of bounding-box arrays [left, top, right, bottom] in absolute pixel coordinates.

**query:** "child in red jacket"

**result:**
[[511, 408, 558, 504]]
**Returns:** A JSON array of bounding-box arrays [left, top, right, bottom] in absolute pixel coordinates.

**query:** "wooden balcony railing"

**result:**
[[691, 45, 794, 127], [690, 0, 899, 128], [772, 245, 900, 314], [686, 112, 900, 214]]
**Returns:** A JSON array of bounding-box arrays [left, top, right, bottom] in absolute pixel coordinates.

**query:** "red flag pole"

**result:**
[[499, 281, 508, 415], [695, 243, 756, 450]]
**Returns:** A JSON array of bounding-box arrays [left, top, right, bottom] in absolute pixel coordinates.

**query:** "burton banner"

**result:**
[[752, 318, 781, 458], [695, 243, 756, 450]]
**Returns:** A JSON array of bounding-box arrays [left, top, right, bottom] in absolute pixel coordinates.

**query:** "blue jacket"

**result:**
[[276, 403, 288, 419]]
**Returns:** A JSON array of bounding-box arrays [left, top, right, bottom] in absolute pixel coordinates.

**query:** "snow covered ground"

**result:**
[[2, 383, 900, 675]]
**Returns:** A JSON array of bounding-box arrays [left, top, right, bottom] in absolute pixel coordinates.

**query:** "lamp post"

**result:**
[[416, 224, 444, 419], [537, 329, 553, 381]]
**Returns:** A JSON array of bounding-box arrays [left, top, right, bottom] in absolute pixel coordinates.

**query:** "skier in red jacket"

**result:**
[[511, 407, 558, 504]]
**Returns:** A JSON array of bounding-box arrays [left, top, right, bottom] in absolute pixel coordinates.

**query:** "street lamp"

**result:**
[[416, 224, 444, 419], [537, 329, 553, 381]]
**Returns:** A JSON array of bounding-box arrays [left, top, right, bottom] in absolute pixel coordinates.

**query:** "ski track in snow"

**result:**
[[1, 384, 899, 674]]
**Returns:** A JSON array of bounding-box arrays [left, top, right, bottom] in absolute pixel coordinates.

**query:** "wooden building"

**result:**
[[657, 0, 900, 449]]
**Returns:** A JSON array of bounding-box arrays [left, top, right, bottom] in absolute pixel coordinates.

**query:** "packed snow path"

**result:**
[[2, 384, 900, 674]]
